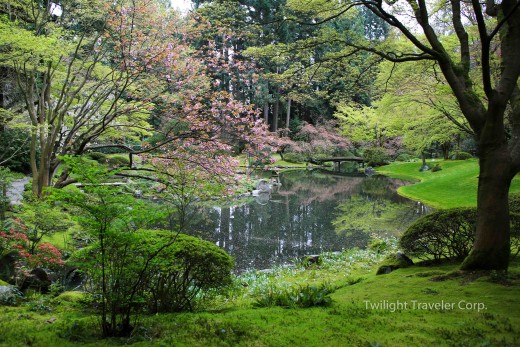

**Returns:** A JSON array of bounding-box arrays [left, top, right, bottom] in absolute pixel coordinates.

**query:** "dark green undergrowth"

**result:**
[[1, 256, 519, 346]]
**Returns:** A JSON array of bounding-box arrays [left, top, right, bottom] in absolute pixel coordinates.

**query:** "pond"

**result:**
[[187, 170, 430, 272]]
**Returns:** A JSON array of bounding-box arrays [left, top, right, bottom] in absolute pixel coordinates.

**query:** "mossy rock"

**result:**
[[53, 291, 88, 304], [376, 253, 413, 275], [301, 255, 323, 267], [0, 279, 9, 286]]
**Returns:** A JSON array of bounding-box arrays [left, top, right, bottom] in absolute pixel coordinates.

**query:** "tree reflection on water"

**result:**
[[189, 170, 430, 272]]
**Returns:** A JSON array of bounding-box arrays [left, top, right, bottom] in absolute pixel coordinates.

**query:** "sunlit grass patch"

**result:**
[[377, 159, 520, 208]]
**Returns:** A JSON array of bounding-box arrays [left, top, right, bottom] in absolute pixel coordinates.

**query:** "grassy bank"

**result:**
[[377, 159, 520, 208], [1, 249, 519, 347]]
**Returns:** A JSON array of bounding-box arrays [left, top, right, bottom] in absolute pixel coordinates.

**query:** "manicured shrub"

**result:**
[[85, 152, 108, 162], [451, 151, 473, 160], [73, 230, 233, 314], [282, 152, 306, 164], [71, 229, 234, 335], [395, 153, 415, 162], [107, 154, 130, 166], [147, 232, 234, 313], [400, 205, 520, 262], [86, 152, 130, 166], [362, 147, 390, 167], [399, 208, 477, 261]]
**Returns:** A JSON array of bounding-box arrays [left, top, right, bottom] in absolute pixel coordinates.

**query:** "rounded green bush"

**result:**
[[107, 155, 130, 166], [400, 208, 477, 261], [451, 151, 473, 160], [395, 153, 414, 162], [86, 152, 107, 162], [71, 230, 234, 315], [401, 204, 520, 262], [147, 232, 234, 312], [283, 152, 306, 164], [362, 147, 390, 167]]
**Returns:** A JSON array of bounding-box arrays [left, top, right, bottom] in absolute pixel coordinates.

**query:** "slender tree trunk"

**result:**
[[0, 79, 4, 132], [286, 98, 291, 129], [1, 182, 6, 221], [30, 130, 39, 196], [263, 103, 269, 125], [461, 144, 512, 270], [272, 100, 279, 133]]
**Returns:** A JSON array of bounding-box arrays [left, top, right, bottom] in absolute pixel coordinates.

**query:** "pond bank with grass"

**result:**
[[377, 159, 520, 209]]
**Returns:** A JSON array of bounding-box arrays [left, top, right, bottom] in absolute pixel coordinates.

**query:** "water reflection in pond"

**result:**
[[188, 170, 430, 272]]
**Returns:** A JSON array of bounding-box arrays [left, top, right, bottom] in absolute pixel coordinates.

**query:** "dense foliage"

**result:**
[[400, 206, 520, 262], [147, 232, 234, 313], [362, 147, 390, 167], [400, 208, 478, 262], [73, 230, 233, 314]]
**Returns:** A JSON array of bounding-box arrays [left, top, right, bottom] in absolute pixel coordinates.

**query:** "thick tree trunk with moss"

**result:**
[[462, 144, 512, 270]]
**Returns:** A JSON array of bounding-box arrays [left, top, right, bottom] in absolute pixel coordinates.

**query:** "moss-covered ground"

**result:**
[[1, 253, 519, 347]]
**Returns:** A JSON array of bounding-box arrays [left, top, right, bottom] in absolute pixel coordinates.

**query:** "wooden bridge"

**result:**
[[313, 156, 365, 172]]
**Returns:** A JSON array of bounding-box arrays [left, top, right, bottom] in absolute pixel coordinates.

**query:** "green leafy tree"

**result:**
[[282, 0, 520, 270], [0, 0, 182, 196], [17, 200, 72, 254], [375, 58, 473, 160], [335, 102, 397, 148], [51, 156, 167, 337]]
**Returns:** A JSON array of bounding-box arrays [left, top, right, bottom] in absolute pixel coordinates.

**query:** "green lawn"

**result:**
[[377, 159, 520, 208]]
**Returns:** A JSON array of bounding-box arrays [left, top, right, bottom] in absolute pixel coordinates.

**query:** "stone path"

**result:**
[[6, 177, 29, 205]]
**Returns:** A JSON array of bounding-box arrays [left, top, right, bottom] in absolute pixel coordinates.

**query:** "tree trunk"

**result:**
[[441, 142, 450, 159], [461, 145, 512, 271], [0, 182, 6, 221], [272, 100, 279, 133], [263, 103, 269, 125], [286, 98, 291, 129], [30, 129, 39, 196]]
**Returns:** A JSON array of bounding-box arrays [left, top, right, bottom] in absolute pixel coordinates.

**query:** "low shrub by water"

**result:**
[[450, 151, 473, 160], [400, 207, 520, 262]]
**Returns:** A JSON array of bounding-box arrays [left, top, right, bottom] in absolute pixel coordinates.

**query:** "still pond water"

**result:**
[[188, 170, 430, 272]]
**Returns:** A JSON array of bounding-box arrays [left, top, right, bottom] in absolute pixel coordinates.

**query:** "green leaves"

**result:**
[[253, 282, 335, 308], [0, 17, 67, 68]]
